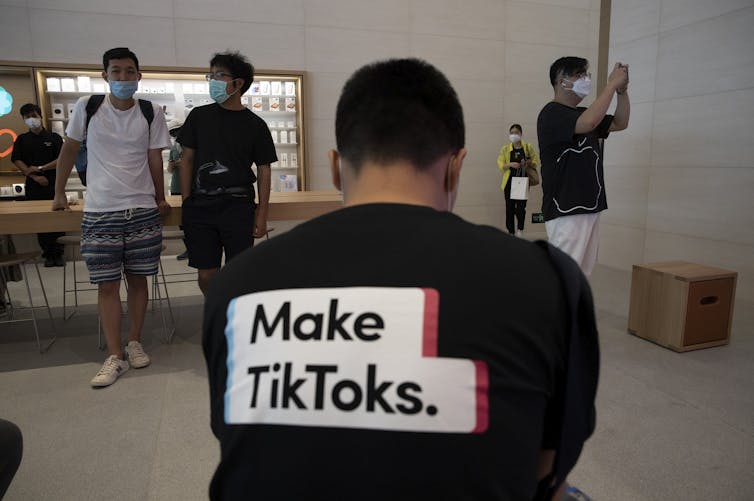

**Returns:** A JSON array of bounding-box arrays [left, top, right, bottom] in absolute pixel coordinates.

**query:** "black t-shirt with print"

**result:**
[[203, 203, 598, 501], [537, 102, 613, 221], [11, 129, 63, 184], [177, 103, 277, 196], [510, 147, 526, 177]]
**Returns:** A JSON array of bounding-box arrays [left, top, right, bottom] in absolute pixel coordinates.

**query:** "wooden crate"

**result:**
[[627, 261, 737, 352]]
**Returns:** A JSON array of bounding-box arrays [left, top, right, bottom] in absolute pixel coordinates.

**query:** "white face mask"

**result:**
[[563, 76, 591, 99], [25, 117, 42, 129], [509, 134, 521, 143]]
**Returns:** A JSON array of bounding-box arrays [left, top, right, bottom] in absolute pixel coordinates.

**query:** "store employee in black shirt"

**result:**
[[178, 51, 277, 295], [203, 58, 600, 501], [12, 103, 64, 266], [537, 57, 629, 276]]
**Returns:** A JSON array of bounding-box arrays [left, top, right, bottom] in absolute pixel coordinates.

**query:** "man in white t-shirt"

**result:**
[[53, 47, 171, 388]]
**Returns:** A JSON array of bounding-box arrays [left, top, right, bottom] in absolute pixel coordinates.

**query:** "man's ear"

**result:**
[[101, 71, 108, 83], [446, 148, 467, 193], [329, 149, 341, 191]]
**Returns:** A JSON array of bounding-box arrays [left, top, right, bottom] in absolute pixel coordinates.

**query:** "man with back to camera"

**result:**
[[12, 103, 65, 267], [537, 57, 629, 276], [202, 58, 600, 500], [177, 51, 276, 295], [52, 47, 171, 387]]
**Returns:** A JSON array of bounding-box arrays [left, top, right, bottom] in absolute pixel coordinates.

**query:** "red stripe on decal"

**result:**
[[472, 360, 489, 434], [422, 288, 439, 357]]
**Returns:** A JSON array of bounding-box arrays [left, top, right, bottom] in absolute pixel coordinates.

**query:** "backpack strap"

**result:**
[[84, 94, 106, 137], [532, 240, 600, 500], [138, 99, 154, 128]]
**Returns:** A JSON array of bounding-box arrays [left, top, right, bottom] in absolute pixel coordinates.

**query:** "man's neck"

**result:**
[[553, 91, 581, 108], [513, 141, 523, 148], [30, 127, 44, 135], [220, 95, 245, 111], [108, 94, 136, 111], [342, 161, 449, 212]]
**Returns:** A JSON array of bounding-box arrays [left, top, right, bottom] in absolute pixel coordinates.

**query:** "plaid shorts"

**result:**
[[80, 208, 162, 284]]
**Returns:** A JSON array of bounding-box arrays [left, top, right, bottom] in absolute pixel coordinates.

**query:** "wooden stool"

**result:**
[[628, 261, 737, 352], [0, 252, 56, 353]]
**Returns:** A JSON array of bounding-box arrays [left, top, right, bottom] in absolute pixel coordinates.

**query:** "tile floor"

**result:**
[[1, 256, 752, 500]]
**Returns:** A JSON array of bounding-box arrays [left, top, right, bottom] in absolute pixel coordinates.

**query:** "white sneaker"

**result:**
[[515, 230, 524, 238], [91, 355, 129, 387], [125, 341, 151, 369]]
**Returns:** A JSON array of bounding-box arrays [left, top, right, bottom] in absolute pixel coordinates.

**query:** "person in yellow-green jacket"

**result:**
[[496, 124, 539, 236]]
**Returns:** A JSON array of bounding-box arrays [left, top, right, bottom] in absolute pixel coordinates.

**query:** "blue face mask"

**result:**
[[209, 78, 238, 104], [109, 80, 139, 100]]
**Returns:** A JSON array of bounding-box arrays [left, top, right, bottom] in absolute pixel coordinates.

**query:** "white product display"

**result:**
[[77, 76, 92, 92], [51, 102, 65, 119], [38, 69, 305, 191], [46, 78, 61, 92], [51, 121, 65, 135], [61, 78, 76, 92], [278, 175, 297, 192]]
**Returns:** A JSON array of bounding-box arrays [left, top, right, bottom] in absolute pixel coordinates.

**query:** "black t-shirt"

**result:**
[[177, 104, 277, 195], [203, 203, 597, 500], [537, 102, 613, 221], [510, 147, 526, 177], [11, 129, 63, 183]]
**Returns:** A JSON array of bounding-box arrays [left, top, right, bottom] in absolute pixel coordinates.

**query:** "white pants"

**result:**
[[545, 213, 601, 276]]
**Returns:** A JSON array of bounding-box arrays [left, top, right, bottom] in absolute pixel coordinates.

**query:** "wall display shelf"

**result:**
[[32, 66, 307, 192]]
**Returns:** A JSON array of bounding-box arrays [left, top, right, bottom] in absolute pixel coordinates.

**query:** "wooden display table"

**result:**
[[0, 192, 342, 235], [628, 261, 737, 352]]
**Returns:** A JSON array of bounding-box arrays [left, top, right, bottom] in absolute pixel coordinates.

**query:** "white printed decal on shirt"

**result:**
[[553, 142, 602, 213], [224, 287, 488, 434]]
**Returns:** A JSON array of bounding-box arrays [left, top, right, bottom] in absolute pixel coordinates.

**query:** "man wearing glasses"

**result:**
[[178, 51, 277, 295], [537, 57, 630, 276]]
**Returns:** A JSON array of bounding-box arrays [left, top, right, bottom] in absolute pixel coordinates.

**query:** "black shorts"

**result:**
[[181, 195, 255, 270]]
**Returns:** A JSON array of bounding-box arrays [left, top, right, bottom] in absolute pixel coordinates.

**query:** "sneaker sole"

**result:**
[[90, 369, 129, 388]]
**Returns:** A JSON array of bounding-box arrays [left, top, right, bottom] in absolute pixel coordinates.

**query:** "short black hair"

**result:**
[[549, 56, 588, 86], [335, 58, 465, 171], [103, 47, 140, 72], [19, 103, 41, 117], [509, 124, 522, 133], [210, 51, 254, 95]]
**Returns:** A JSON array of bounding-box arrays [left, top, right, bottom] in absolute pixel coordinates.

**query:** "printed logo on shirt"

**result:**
[[224, 287, 489, 434]]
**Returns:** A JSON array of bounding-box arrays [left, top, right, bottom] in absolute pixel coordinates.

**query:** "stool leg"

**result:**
[[158, 260, 175, 343], [73, 248, 80, 309], [33, 261, 56, 352]]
